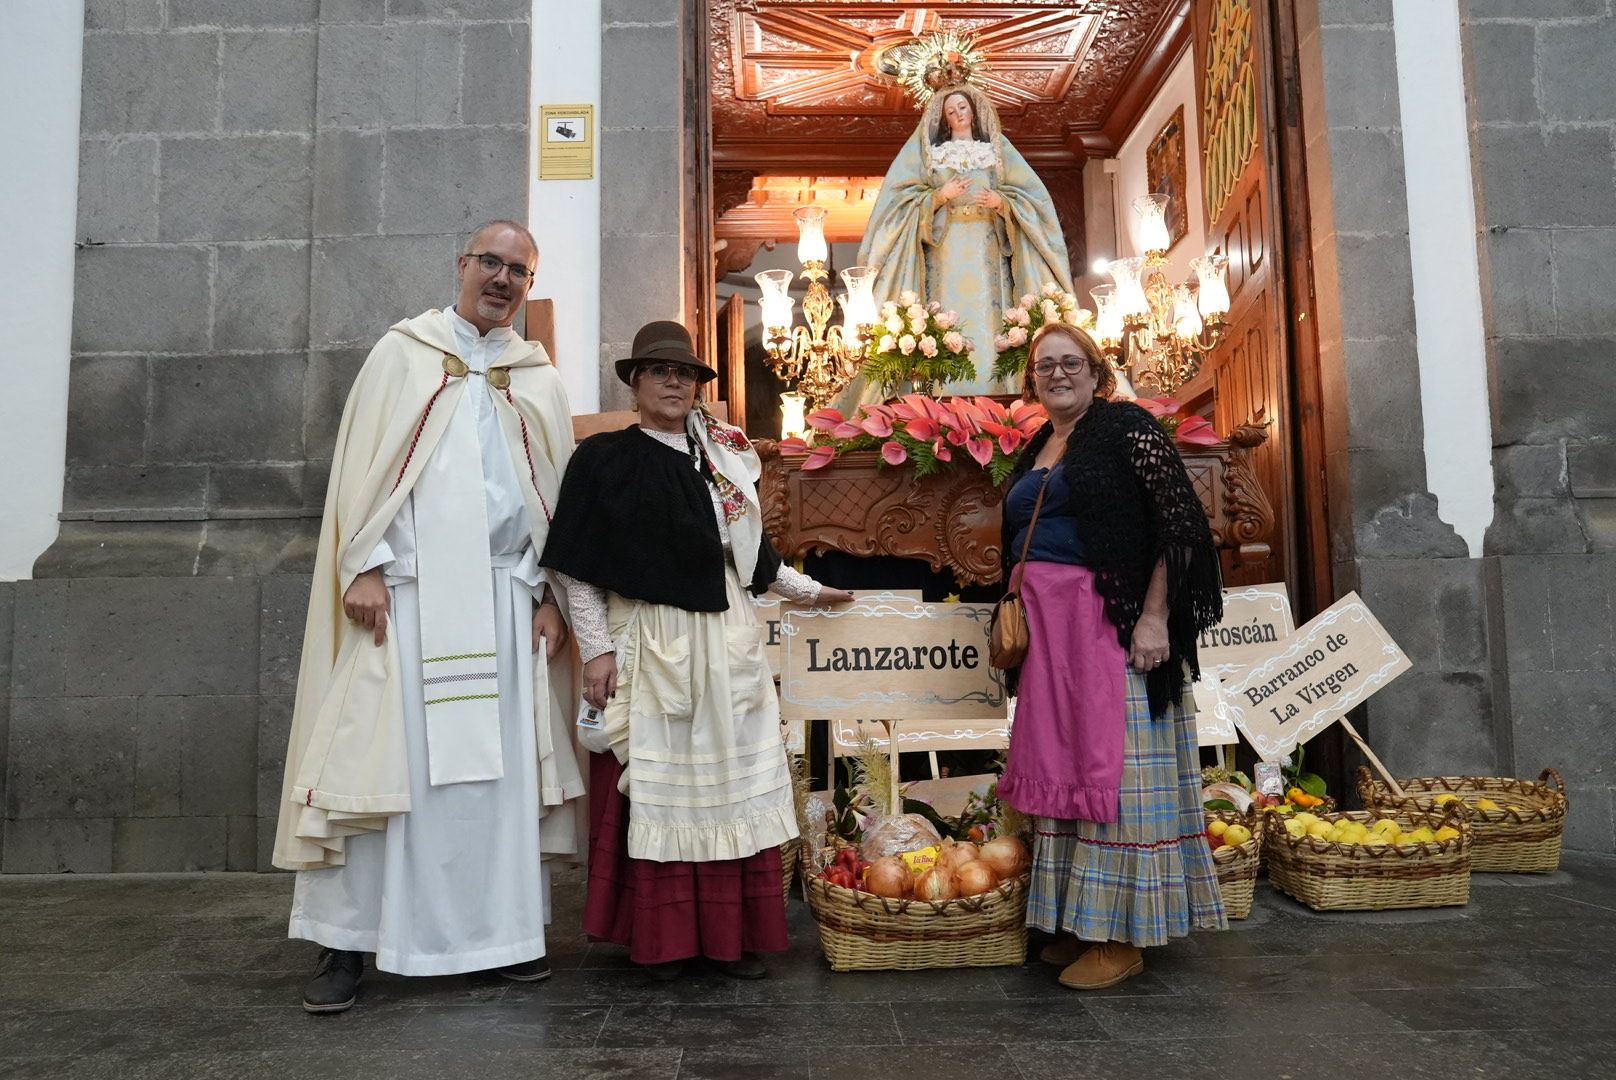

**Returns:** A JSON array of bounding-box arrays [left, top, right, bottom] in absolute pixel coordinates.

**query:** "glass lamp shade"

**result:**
[[839, 264, 878, 341], [1172, 284, 1203, 339], [780, 392, 808, 440], [1191, 255, 1231, 318], [1133, 193, 1173, 255], [1108, 256, 1150, 320], [755, 268, 795, 332], [793, 205, 829, 265], [1090, 284, 1124, 346]]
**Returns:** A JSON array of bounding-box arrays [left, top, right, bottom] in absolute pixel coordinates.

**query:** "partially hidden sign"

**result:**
[[779, 594, 1006, 724], [1224, 591, 1410, 761], [1194, 584, 1296, 746]]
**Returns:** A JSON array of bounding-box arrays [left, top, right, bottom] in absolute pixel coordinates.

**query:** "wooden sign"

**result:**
[[538, 103, 594, 180], [829, 699, 1012, 754], [1193, 583, 1295, 746], [779, 595, 1006, 723], [752, 590, 920, 677], [1224, 592, 1411, 761]]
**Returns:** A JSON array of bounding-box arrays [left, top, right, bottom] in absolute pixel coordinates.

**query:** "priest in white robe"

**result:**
[[272, 220, 586, 1013]]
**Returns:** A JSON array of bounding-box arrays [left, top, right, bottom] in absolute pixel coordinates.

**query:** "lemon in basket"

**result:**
[[1285, 819, 1307, 839], [1475, 798, 1501, 811], [1433, 825, 1461, 842], [1222, 823, 1253, 848], [1433, 793, 1461, 806]]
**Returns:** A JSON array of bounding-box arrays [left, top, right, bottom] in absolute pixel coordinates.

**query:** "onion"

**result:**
[[954, 859, 1001, 896], [978, 836, 1029, 879], [940, 840, 979, 871], [864, 856, 913, 899], [913, 864, 958, 902]]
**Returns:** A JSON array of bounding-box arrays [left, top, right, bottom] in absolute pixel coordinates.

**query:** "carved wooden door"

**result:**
[[1191, 0, 1294, 593]]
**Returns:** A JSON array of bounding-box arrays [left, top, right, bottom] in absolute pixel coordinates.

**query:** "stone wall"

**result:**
[[3, 0, 532, 872], [1465, 0, 1616, 851]]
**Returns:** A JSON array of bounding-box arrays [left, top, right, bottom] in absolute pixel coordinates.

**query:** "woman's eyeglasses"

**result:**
[[638, 363, 702, 385], [1032, 357, 1091, 377]]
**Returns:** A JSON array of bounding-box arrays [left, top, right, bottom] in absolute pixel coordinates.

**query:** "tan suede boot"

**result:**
[[1038, 935, 1089, 967], [1057, 942, 1143, 990]]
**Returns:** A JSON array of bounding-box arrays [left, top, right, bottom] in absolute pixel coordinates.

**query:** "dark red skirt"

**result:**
[[581, 752, 789, 964]]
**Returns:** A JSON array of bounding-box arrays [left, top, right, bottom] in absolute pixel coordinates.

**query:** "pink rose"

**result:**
[[884, 315, 904, 334], [1041, 282, 1061, 299], [898, 334, 917, 356], [918, 335, 938, 358], [993, 334, 1011, 352], [877, 334, 896, 353], [906, 303, 927, 321], [1002, 307, 1022, 324], [1019, 293, 1035, 309], [944, 331, 965, 352], [934, 310, 958, 329], [898, 289, 919, 306], [927, 301, 942, 314], [1007, 326, 1028, 347], [1041, 299, 1060, 323], [909, 316, 927, 336]]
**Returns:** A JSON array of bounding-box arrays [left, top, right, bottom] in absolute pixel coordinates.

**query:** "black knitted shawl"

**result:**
[[1000, 397, 1223, 716]]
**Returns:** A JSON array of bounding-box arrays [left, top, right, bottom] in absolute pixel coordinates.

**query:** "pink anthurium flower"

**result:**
[[778, 436, 810, 454], [863, 403, 896, 420], [932, 437, 952, 462], [997, 430, 1023, 455], [801, 445, 837, 470], [945, 427, 970, 447], [807, 407, 845, 431], [1175, 415, 1222, 446], [890, 400, 920, 421], [965, 437, 994, 466], [832, 420, 864, 440], [904, 417, 939, 441], [1135, 396, 1179, 419], [860, 412, 895, 438], [881, 440, 908, 465]]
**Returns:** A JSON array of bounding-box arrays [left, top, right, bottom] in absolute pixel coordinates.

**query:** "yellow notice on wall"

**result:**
[[538, 104, 594, 180]]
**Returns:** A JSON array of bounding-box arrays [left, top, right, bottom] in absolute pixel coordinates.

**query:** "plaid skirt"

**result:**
[[1026, 667, 1226, 947]]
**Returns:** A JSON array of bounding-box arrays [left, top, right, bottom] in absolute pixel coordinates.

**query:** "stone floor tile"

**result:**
[[1007, 1036, 1240, 1080], [78, 1005, 423, 1055], [1152, 949, 1536, 994], [991, 961, 1178, 1000], [1294, 1031, 1547, 1080], [1352, 984, 1616, 1033], [675, 1045, 810, 1080], [1082, 990, 1406, 1042], [812, 1044, 1020, 1080], [597, 1003, 899, 1048], [388, 1003, 611, 1050], [506, 967, 739, 1007], [0, 1048, 685, 1080], [891, 998, 1109, 1044], [737, 959, 1007, 1004]]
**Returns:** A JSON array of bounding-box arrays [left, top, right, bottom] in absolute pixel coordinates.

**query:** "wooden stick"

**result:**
[[879, 719, 901, 816], [1214, 743, 1228, 773], [1338, 718, 1405, 799]]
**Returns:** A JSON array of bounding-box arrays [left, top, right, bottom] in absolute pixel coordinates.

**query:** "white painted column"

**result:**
[[531, 0, 603, 415], [1392, 0, 1494, 554], [0, 4, 83, 580]]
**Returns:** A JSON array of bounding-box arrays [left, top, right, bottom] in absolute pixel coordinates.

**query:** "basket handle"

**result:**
[[1538, 767, 1565, 793], [1355, 765, 1376, 800]]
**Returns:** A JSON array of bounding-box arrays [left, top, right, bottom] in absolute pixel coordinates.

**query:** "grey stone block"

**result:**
[[462, 22, 529, 126], [1362, 671, 1499, 777], [1577, 498, 1616, 553], [226, 814, 259, 870], [1336, 234, 1416, 339], [133, 697, 183, 817], [0, 583, 12, 822], [599, 234, 682, 344], [601, 24, 681, 129], [174, 696, 260, 816], [221, 29, 318, 132], [1435, 560, 1492, 672], [320, 0, 384, 23], [600, 128, 680, 237], [1547, 555, 1615, 670], [0, 818, 114, 874], [309, 234, 459, 348], [389, 0, 527, 17], [159, 135, 314, 242], [1551, 229, 1616, 335], [1560, 784, 1613, 854], [1487, 495, 1590, 555], [9, 581, 68, 699], [32, 521, 210, 579], [1463, 22, 1538, 126], [81, 32, 220, 136], [171, 0, 320, 25], [1493, 336, 1616, 443], [64, 465, 210, 514], [214, 242, 312, 350], [73, 246, 211, 353], [381, 128, 527, 237], [112, 816, 228, 872], [78, 137, 159, 243], [64, 577, 259, 697], [1498, 554, 1556, 672], [312, 128, 382, 236], [1355, 558, 1443, 667], [1315, 0, 1391, 24], [1484, 228, 1555, 336], [258, 693, 294, 821], [1494, 443, 1568, 501], [1319, 25, 1400, 130], [314, 22, 460, 128], [603, 0, 678, 22], [303, 349, 369, 456], [1350, 455, 1471, 558], [208, 464, 306, 512], [1568, 441, 1616, 497], [195, 519, 321, 576], [1478, 127, 1616, 229], [148, 354, 306, 464], [1325, 129, 1407, 235], [260, 579, 312, 696], [1342, 337, 1423, 451], [1466, 0, 1605, 17], [1510, 670, 1616, 781], [5, 697, 137, 819], [86, 0, 164, 30], [1542, 13, 1616, 124], [64, 356, 148, 467]]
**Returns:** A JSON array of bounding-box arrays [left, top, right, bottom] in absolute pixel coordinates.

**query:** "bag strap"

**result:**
[[1008, 469, 1052, 595]]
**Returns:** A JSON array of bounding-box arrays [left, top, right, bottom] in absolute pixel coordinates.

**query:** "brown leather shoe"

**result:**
[[1038, 935, 1089, 967], [1058, 942, 1143, 990]]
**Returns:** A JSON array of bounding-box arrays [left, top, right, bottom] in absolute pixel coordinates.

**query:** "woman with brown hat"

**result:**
[[541, 321, 851, 979]]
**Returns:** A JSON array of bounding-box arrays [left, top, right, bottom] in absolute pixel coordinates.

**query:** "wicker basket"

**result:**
[[799, 847, 1029, 971], [1356, 767, 1567, 874], [1206, 809, 1261, 920], [778, 838, 801, 902], [1262, 805, 1472, 911]]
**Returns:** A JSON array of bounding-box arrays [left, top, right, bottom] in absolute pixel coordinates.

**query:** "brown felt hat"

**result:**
[[615, 320, 719, 386]]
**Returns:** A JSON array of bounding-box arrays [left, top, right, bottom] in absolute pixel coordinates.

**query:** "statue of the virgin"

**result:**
[[849, 50, 1074, 400]]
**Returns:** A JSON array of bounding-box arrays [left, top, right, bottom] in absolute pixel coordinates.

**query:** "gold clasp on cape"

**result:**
[[487, 368, 511, 390], [442, 354, 469, 378]]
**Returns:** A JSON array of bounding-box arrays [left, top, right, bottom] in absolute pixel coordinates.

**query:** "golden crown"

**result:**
[[881, 31, 989, 106]]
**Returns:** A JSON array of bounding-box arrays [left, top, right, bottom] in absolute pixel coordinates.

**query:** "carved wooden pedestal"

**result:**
[[757, 424, 1275, 587]]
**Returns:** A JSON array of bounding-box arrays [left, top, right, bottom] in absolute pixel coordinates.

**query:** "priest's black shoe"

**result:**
[[303, 948, 364, 1014], [498, 956, 552, 982]]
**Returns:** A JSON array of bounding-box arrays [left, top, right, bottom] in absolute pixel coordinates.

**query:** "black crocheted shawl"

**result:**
[[1000, 397, 1223, 716]]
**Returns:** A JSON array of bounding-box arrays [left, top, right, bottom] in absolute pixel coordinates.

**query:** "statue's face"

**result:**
[[943, 93, 974, 138]]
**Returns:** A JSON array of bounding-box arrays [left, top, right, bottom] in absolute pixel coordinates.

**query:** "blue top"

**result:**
[[1005, 464, 1085, 567]]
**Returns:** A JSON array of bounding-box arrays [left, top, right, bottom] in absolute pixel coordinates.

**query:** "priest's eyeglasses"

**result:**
[[1032, 356, 1092, 377], [468, 252, 534, 282], [637, 363, 702, 384]]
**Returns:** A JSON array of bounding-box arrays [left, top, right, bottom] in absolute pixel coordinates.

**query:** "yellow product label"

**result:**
[[899, 846, 940, 874]]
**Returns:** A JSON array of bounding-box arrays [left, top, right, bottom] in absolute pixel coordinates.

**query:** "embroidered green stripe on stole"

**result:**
[[423, 651, 497, 663], [424, 692, 501, 706]]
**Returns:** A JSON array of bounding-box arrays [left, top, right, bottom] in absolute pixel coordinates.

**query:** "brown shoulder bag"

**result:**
[[989, 470, 1051, 670]]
